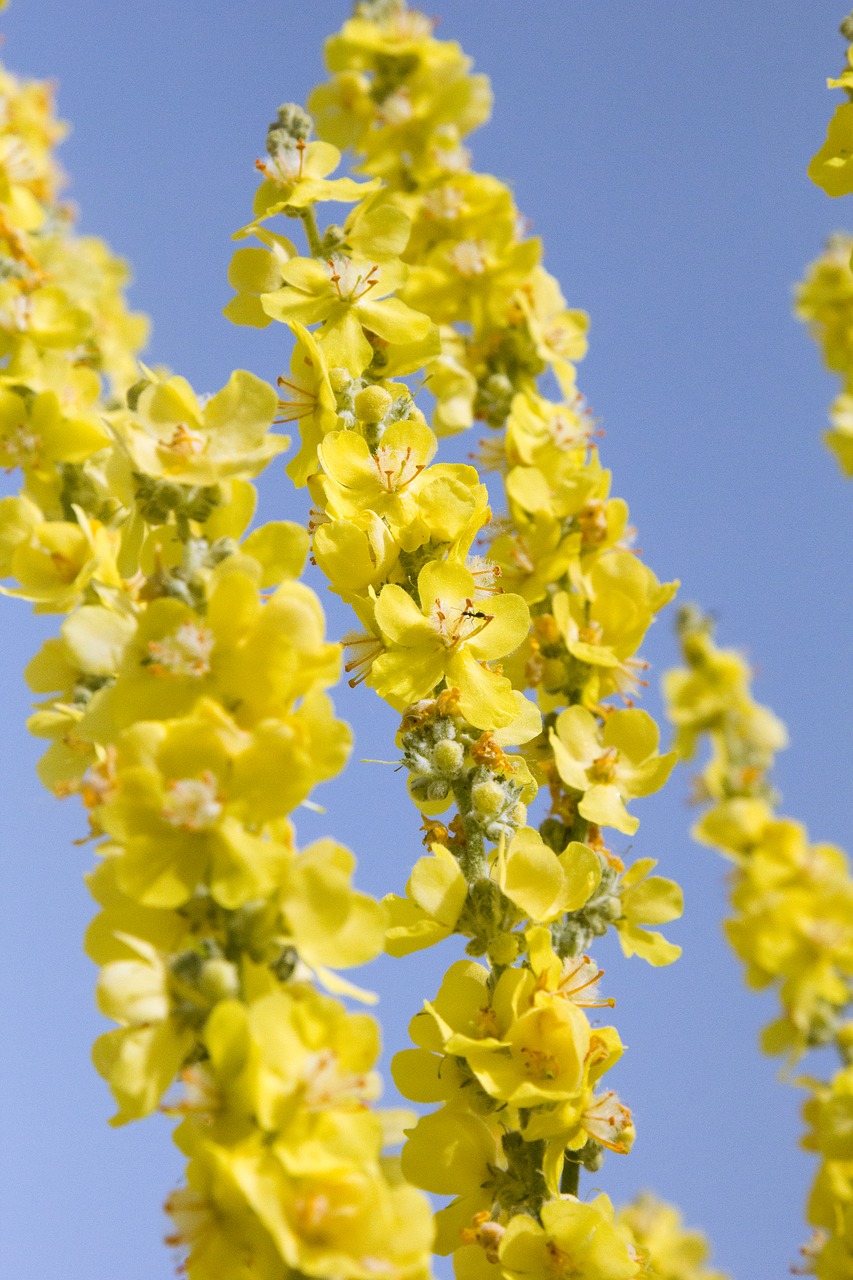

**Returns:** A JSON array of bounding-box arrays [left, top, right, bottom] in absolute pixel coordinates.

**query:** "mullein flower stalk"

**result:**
[[800, 15, 853, 474], [0, 38, 434, 1280], [664, 606, 853, 1280], [227, 5, 723, 1278]]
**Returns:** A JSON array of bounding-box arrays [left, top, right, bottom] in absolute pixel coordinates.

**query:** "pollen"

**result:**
[[448, 239, 487, 278], [162, 771, 223, 831], [589, 748, 618, 785], [461, 1212, 505, 1263], [0, 421, 41, 470], [371, 442, 424, 491], [157, 422, 206, 461], [146, 620, 215, 679], [328, 255, 380, 301]]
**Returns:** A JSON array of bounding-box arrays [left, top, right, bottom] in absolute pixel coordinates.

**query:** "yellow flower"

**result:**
[[261, 201, 435, 376], [314, 416, 437, 545], [0, 502, 121, 613], [224, 226, 296, 329], [253, 139, 379, 219], [0, 385, 110, 489], [94, 701, 293, 909], [615, 858, 683, 967], [809, 102, 853, 197], [275, 321, 338, 486], [92, 934, 197, 1124], [119, 368, 285, 486], [105, 556, 344, 731], [370, 559, 530, 729], [549, 706, 675, 835], [165, 1135, 296, 1279], [400, 1106, 502, 1256], [499, 1195, 641, 1280], [618, 1194, 727, 1280], [384, 841, 468, 956], [496, 827, 601, 925]]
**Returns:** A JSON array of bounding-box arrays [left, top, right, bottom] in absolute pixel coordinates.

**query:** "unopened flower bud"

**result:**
[[432, 738, 465, 774], [488, 933, 518, 966], [126, 377, 152, 411], [267, 102, 313, 150], [183, 485, 222, 522], [198, 958, 240, 1003], [322, 224, 347, 256], [355, 385, 393, 423], [471, 779, 505, 816], [329, 367, 352, 395]]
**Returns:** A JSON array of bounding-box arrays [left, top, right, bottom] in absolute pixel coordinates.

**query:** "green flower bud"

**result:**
[[322, 224, 347, 256], [432, 738, 465, 775], [134, 475, 185, 524], [354, 385, 393, 423], [267, 102, 313, 150], [198, 957, 241, 1003], [182, 484, 222, 523], [475, 372, 514, 428], [841, 12, 853, 42], [355, 0, 406, 24], [488, 932, 519, 966], [270, 945, 298, 983], [59, 463, 101, 520], [471, 779, 506, 816]]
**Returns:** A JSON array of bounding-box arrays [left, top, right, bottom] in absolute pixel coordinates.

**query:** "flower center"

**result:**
[[577, 500, 608, 546], [554, 954, 613, 1008], [377, 87, 414, 126], [164, 1187, 213, 1253], [589, 748, 618, 785], [423, 185, 464, 220], [519, 1044, 559, 1081], [461, 1213, 506, 1264], [328, 255, 380, 301], [448, 239, 487, 277], [146, 620, 214, 678], [546, 1241, 583, 1280], [162, 771, 223, 831], [582, 1090, 632, 1153], [258, 139, 305, 185], [0, 422, 40, 470], [302, 1049, 376, 1110], [429, 595, 493, 648], [276, 373, 318, 422], [157, 422, 206, 462], [548, 411, 586, 451], [371, 443, 423, 491]]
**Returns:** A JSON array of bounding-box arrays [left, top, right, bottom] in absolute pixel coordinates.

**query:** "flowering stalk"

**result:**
[[0, 38, 435, 1280], [664, 606, 853, 1279], [799, 12, 853, 475], [227, 4, 724, 1278]]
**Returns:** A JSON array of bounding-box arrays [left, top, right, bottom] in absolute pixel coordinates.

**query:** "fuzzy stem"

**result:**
[[299, 206, 324, 258]]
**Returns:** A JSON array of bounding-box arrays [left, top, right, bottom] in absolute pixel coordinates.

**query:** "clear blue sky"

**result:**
[[0, 3, 850, 1278]]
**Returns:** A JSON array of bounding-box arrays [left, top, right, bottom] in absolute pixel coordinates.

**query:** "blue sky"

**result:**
[[0, 2, 850, 1278]]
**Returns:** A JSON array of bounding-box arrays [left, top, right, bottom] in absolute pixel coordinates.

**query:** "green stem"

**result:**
[[450, 774, 487, 882], [299, 206, 324, 258], [560, 1156, 580, 1198]]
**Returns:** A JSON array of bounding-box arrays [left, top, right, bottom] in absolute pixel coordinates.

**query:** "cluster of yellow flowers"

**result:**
[[796, 232, 853, 476], [0, 42, 437, 1280], [800, 10, 853, 475], [665, 607, 853, 1280], [0, 3, 752, 1278], [225, 5, 724, 1279]]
